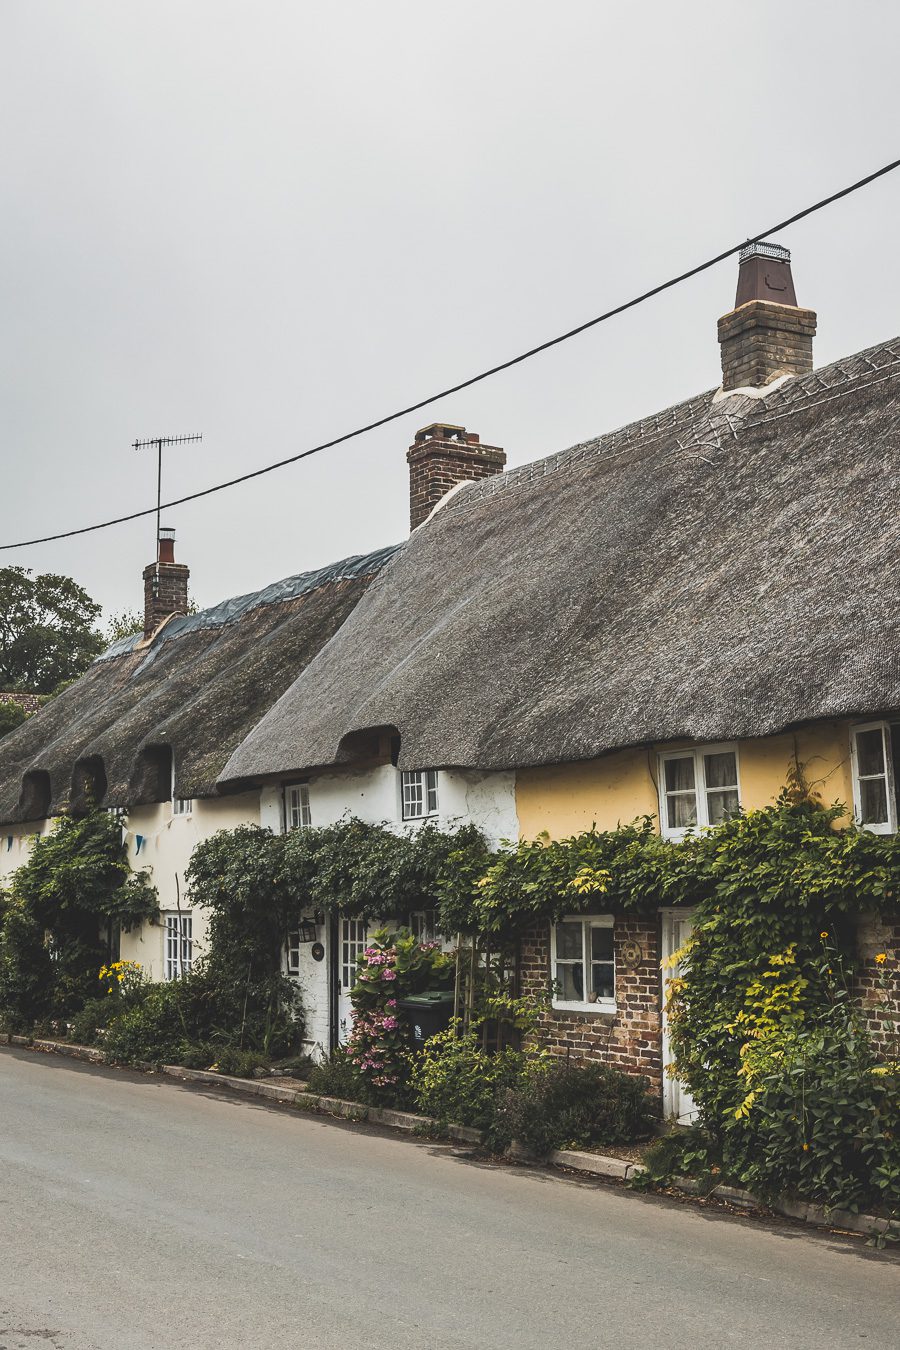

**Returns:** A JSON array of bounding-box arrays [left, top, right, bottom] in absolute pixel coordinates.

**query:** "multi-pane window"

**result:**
[[851, 723, 898, 834], [401, 770, 438, 821], [551, 916, 615, 1009], [285, 931, 301, 975], [409, 910, 438, 943], [285, 783, 312, 831], [341, 918, 368, 991], [658, 746, 740, 838], [164, 912, 193, 981]]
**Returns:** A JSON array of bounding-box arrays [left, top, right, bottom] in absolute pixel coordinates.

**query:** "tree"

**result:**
[[0, 701, 27, 739], [104, 609, 143, 645], [0, 567, 104, 694]]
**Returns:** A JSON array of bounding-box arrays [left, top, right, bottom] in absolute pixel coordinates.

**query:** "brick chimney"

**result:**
[[143, 528, 189, 639], [717, 242, 816, 392], [407, 424, 506, 530]]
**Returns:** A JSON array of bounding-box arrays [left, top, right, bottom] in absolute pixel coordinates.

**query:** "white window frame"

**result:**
[[285, 931, 301, 975], [164, 912, 193, 981], [284, 782, 312, 832], [171, 758, 192, 817], [401, 769, 439, 821], [409, 909, 439, 943], [341, 918, 368, 992], [550, 914, 616, 1013], [657, 743, 741, 840], [850, 721, 897, 835]]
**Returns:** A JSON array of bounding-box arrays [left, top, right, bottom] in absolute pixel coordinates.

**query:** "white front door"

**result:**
[[661, 910, 699, 1126], [337, 918, 368, 1043]]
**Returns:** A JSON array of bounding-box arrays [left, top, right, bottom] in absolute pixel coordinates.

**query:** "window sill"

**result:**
[[551, 1000, 617, 1016], [402, 812, 440, 824]]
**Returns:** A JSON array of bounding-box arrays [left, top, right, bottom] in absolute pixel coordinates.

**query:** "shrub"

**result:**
[[307, 1047, 365, 1101], [345, 929, 450, 1101], [69, 997, 116, 1047], [102, 961, 304, 1067], [213, 1046, 271, 1077], [103, 983, 187, 1065], [494, 1060, 655, 1156], [410, 1024, 524, 1135]]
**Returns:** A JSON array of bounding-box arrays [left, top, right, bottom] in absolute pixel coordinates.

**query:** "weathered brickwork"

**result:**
[[143, 560, 190, 639], [852, 913, 900, 1057], [407, 424, 505, 530], [519, 914, 663, 1098], [718, 299, 817, 391]]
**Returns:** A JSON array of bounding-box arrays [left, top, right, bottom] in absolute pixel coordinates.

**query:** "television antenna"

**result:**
[[132, 433, 203, 559]]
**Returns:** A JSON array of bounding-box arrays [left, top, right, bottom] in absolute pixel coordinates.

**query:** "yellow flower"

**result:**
[[820, 931, 829, 939], [875, 953, 887, 965], [802, 1143, 810, 1151]]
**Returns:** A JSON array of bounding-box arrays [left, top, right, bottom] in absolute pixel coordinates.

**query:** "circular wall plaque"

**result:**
[[311, 941, 325, 962], [620, 939, 643, 969]]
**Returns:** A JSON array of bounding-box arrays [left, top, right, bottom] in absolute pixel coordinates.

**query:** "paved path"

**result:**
[[1, 1048, 897, 1350]]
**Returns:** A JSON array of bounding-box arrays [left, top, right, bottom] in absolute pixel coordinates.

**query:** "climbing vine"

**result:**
[[0, 810, 157, 1029]]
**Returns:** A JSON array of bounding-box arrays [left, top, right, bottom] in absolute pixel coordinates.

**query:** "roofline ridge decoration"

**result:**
[[437, 334, 900, 523]]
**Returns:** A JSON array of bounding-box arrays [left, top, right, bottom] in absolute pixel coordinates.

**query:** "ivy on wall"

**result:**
[[0, 810, 158, 1029]]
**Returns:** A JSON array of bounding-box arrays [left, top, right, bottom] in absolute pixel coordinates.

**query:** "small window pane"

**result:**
[[861, 777, 889, 825], [556, 921, 582, 960], [667, 793, 697, 830], [665, 757, 695, 792], [704, 751, 737, 790], [857, 729, 886, 779], [707, 788, 740, 825], [591, 964, 615, 1001], [557, 963, 584, 1001], [590, 926, 614, 961]]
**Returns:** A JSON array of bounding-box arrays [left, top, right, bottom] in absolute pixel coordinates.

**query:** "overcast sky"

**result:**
[[2, 1, 899, 624]]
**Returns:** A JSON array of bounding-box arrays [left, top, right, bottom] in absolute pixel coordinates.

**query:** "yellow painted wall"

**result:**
[[516, 721, 854, 841]]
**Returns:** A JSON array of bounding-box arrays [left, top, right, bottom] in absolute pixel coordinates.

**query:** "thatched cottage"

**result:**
[[0, 541, 399, 981], [219, 243, 900, 1114]]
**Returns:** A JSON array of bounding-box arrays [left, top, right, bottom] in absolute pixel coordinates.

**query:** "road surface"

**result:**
[[0, 1048, 897, 1349]]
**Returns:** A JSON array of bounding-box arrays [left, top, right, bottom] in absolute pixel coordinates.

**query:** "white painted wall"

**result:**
[[119, 792, 260, 981], [0, 819, 53, 884], [272, 763, 519, 1058], [280, 763, 518, 844]]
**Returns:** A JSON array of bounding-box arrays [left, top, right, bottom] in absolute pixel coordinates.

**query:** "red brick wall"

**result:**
[[519, 914, 663, 1097], [143, 561, 190, 639], [852, 913, 900, 1057], [407, 427, 505, 531]]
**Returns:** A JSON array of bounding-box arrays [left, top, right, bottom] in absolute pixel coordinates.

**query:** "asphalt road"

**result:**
[[1, 1049, 897, 1350]]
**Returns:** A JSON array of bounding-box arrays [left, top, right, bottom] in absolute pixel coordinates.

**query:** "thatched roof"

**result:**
[[221, 337, 900, 783], [0, 546, 398, 823]]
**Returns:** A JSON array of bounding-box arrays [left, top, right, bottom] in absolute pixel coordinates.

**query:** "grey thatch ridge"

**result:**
[[221, 336, 900, 783], [0, 545, 399, 824]]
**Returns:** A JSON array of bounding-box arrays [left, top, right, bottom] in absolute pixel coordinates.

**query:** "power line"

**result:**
[[4, 154, 900, 552]]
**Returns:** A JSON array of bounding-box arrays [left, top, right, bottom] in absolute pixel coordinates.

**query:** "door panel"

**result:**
[[661, 910, 699, 1125], [337, 918, 368, 1042]]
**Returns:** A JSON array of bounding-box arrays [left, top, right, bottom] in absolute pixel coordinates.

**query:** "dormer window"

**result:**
[[401, 770, 438, 821], [284, 782, 312, 831]]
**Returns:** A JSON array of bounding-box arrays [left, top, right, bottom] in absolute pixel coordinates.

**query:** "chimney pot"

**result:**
[[718, 241, 816, 392]]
